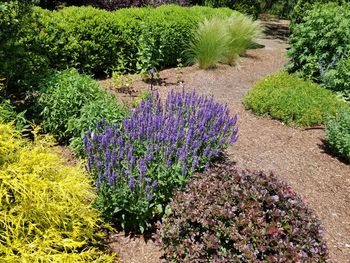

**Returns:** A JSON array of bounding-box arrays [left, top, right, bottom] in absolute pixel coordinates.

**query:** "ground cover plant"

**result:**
[[0, 123, 114, 262], [84, 89, 239, 232], [187, 14, 262, 69], [157, 163, 329, 262], [38, 68, 126, 155], [243, 72, 347, 127], [287, 2, 350, 98], [325, 108, 350, 163]]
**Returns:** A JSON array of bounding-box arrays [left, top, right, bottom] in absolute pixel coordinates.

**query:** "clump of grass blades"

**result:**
[[225, 14, 263, 65], [187, 14, 263, 69], [186, 17, 229, 69]]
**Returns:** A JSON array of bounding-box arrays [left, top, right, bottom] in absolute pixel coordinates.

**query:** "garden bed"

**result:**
[[105, 37, 350, 263]]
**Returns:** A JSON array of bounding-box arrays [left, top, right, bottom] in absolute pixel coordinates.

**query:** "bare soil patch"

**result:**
[[104, 35, 350, 262]]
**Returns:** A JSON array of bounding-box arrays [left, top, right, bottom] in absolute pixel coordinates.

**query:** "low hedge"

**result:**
[[0, 123, 114, 262], [243, 72, 347, 127], [157, 163, 328, 262], [20, 5, 233, 76]]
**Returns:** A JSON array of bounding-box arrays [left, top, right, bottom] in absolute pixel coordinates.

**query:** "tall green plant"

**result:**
[[225, 14, 262, 65], [186, 17, 229, 69]]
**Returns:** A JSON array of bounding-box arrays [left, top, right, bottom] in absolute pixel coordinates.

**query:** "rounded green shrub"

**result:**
[[243, 72, 347, 127], [325, 108, 350, 163], [0, 123, 114, 262], [38, 68, 126, 156], [38, 68, 105, 141], [157, 163, 329, 262]]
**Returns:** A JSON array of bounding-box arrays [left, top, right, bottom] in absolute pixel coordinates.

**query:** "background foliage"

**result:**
[[16, 5, 232, 80], [287, 3, 350, 92]]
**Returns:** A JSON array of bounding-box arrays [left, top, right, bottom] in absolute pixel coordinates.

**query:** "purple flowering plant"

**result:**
[[84, 89, 238, 232]]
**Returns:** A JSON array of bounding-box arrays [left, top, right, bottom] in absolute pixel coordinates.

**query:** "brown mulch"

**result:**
[[105, 36, 350, 262]]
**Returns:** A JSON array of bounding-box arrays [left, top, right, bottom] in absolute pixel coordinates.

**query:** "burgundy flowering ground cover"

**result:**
[[84, 89, 238, 232], [157, 163, 329, 262]]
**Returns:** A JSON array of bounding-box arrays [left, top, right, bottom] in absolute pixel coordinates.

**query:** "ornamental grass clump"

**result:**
[[225, 14, 263, 65], [157, 163, 329, 262], [84, 90, 238, 232], [0, 123, 114, 262]]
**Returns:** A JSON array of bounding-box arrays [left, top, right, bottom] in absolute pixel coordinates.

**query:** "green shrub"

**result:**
[[39, 68, 126, 156], [325, 108, 350, 162], [287, 3, 350, 83], [322, 57, 350, 100], [157, 163, 329, 262], [243, 72, 347, 127], [20, 5, 233, 76], [39, 68, 105, 141], [0, 123, 114, 262]]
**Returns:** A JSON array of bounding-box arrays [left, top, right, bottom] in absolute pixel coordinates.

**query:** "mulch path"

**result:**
[[105, 29, 350, 263]]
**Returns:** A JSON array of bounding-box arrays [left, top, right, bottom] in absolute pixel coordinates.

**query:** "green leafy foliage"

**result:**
[[68, 95, 127, 156], [38, 68, 104, 141], [243, 72, 347, 127], [325, 108, 350, 163], [38, 68, 126, 156], [157, 163, 329, 262], [0, 99, 28, 130], [322, 57, 350, 100], [0, 123, 115, 262], [19, 5, 233, 77], [287, 3, 350, 83]]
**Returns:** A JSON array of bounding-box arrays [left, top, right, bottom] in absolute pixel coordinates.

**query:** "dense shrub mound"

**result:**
[[0, 123, 114, 262], [19, 5, 233, 77], [325, 109, 350, 163], [158, 163, 329, 262], [243, 72, 347, 127], [288, 2, 350, 92], [38, 68, 126, 155], [84, 90, 238, 232]]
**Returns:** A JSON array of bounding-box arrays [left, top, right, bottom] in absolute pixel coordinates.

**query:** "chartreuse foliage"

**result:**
[[243, 72, 347, 127], [325, 108, 350, 162], [84, 90, 238, 232], [158, 163, 329, 262], [0, 123, 115, 262]]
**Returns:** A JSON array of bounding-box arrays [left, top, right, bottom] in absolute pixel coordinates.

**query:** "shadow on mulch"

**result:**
[[261, 20, 290, 41], [318, 139, 350, 166]]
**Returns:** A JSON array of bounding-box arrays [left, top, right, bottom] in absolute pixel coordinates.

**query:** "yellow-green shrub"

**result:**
[[0, 123, 115, 262]]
